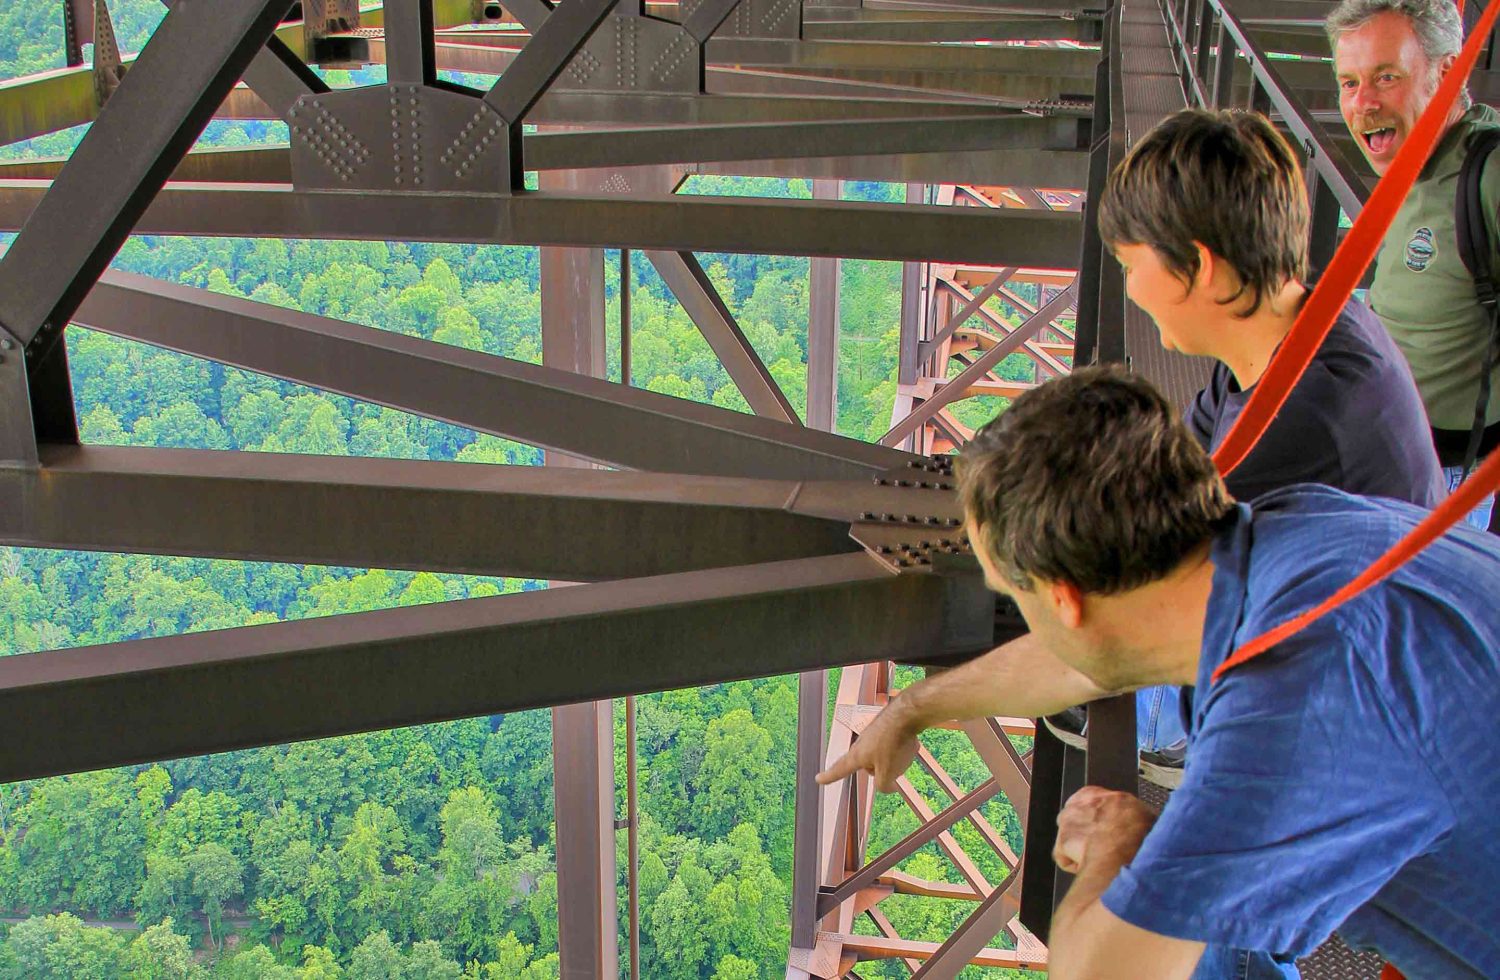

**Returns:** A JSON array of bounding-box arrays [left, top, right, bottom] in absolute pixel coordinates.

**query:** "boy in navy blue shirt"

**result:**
[[1096, 109, 1443, 782], [966, 367, 1497, 978]]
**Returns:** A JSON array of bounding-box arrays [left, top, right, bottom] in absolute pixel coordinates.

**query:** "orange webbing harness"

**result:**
[[1201, 6, 1500, 976]]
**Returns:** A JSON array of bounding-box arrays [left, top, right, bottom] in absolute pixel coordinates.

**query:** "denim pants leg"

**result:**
[[1135, 685, 1189, 751], [1444, 464, 1497, 531], [1192, 945, 1301, 980]]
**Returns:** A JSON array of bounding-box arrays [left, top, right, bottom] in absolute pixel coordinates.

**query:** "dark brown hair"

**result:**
[[1097, 108, 1308, 316], [957, 365, 1234, 594]]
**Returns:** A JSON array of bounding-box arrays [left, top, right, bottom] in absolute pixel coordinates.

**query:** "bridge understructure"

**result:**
[[0, 0, 1443, 975]]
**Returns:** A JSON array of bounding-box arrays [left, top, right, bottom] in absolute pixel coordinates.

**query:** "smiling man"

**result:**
[[1330, 0, 1500, 529]]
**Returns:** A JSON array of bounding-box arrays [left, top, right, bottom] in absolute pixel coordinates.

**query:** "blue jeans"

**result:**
[[1444, 464, 1496, 532], [1193, 945, 1300, 980], [1136, 684, 1189, 752]]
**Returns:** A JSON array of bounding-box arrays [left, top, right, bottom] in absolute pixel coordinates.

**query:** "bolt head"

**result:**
[[0, 339, 12, 350]]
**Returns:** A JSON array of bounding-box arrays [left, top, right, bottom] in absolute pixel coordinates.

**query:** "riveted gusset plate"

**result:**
[[288, 84, 512, 193]]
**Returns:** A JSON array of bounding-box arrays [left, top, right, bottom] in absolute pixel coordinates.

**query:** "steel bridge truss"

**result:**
[[0, 0, 1415, 975]]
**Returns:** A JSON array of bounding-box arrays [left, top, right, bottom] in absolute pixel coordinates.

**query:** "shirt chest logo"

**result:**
[[1405, 226, 1437, 272]]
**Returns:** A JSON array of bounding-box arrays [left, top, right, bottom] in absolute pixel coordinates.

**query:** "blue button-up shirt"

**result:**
[[1103, 487, 1500, 978]]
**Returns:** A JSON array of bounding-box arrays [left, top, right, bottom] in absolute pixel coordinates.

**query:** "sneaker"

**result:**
[[1041, 706, 1089, 751], [1139, 738, 1186, 789]]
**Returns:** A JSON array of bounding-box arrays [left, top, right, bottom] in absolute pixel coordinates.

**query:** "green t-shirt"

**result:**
[[1370, 104, 1500, 432]]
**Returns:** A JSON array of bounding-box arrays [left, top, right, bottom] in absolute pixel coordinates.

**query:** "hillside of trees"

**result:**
[[0, 4, 1045, 977]]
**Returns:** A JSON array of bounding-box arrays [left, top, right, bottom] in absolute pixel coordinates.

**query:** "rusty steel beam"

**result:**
[[0, 181, 1084, 266], [0, 552, 981, 783], [816, 777, 1000, 916], [554, 700, 619, 980], [0, 0, 290, 362], [881, 283, 1077, 446], [73, 272, 911, 480], [894, 774, 993, 898], [790, 667, 830, 951], [916, 743, 1019, 865], [645, 250, 801, 423], [917, 267, 1015, 362], [0, 141, 1089, 191], [524, 113, 1086, 171], [807, 179, 842, 432], [829, 930, 1045, 972], [0, 445, 863, 581]]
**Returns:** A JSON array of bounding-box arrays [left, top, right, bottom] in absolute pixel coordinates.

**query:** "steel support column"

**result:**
[[554, 699, 619, 980], [541, 165, 621, 980], [807, 179, 842, 431]]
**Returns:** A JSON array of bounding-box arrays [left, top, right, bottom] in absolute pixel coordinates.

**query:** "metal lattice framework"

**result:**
[[0, 0, 1438, 974]]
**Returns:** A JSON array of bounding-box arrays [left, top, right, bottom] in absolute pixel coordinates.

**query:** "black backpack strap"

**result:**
[[1455, 127, 1500, 476]]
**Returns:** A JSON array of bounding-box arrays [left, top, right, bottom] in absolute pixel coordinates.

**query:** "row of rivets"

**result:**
[[860, 512, 964, 528], [871, 477, 955, 491]]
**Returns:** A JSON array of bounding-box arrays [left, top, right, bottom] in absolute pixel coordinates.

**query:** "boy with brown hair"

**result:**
[[1096, 108, 1441, 788]]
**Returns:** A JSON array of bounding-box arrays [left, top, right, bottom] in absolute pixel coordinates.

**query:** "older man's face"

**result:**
[[1333, 11, 1451, 175]]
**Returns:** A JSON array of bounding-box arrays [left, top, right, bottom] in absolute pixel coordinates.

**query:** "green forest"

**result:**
[[0, 3, 1044, 977]]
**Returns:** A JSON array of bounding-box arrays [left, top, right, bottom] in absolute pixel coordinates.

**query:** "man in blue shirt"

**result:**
[[827, 366, 1500, 977]]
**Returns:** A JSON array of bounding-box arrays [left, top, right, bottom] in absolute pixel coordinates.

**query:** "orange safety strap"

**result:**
[[1209, 0, 1500, 688]]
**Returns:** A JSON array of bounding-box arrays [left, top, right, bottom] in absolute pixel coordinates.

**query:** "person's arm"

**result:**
[[1047, 787, 1205, 980], [816, 631, 1109, 791]]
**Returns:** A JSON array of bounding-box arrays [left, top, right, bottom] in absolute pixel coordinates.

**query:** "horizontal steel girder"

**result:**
[[694, 147, 1089, 188], [0, 552, 990, 783], [525, 113, 1088, 170], [0, 143, 1091, 192], [803, 15, 1101, 42], [0, 444, 866, 581], [0, 184, 1083, 266], [74, 272, 913, 480]]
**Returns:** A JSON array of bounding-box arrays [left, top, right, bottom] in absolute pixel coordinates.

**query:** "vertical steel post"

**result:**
[[789, 668, 829, 950], [384, 0, 436, 85], [1211, 21, 1237, 109], [63, 0, 94, 68], [620, 248, 632, 386], [1306, 169, 1342, 279], [625, 694, 640, 980], [540, 171, 618, 980], [899, 184, 925, 390], [807, 179, 842, 431], [1193, 6, 1214, 98], [552, 701, 620, 980]]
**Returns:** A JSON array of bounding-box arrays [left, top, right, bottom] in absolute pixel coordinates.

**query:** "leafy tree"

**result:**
[[214, 944, 299, 980], [0, 913, 126, 980], [712, 954, 760, 980], [348, 930, 403, 980], [298, 944, 344, 980], [185, 842, 243, 950], [691, 709, 775, 840], [123, 918, 200, 980]]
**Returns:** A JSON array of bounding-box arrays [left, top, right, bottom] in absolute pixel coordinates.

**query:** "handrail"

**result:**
[[1160, 0, 1370, 220]]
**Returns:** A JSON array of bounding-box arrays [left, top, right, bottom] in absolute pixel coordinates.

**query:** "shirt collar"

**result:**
[[1193, 504, 1255, 723]]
